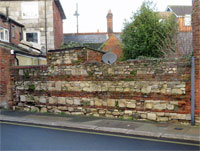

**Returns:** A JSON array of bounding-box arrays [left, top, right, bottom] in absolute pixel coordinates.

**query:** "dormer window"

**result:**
[[184, 14, 191, 26]]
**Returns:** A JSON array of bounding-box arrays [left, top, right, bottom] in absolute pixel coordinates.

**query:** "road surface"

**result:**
[[0, 121, 199, 151]]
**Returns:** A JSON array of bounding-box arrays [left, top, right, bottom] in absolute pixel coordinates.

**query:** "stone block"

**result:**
[[145, 103, 153, 109], [141, 86, 152, 94], [20, 95, 26, 102], [124, 110, 133, 115], [172, 89, 182, 94], [66, 98, 73, 105], [95, 100, 102, 106], [58, 106, 68, 111], [118, 99, 126, 108], [39, 97, 47, 104], [157, 117, 169, 122], [112, 110, 120, 116], [147, 113, 157, 121], [126, 101, 136, 109], [107, 99, 115, 107], [40, 107, 47, 113], [31, 106, 39, 112], [153, 104, 166, 110], [166, 104, 174, 110], [55, 81, 62, 91], [49, 97, 57, 105], [141, 114, 147, 119], [74, 98, 81, 105], [68, 107, 74, 112], [99, 110, 106, 115], [58, 97, 66, 105]]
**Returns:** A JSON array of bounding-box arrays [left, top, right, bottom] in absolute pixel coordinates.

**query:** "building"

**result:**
[[0, 11, 24, 45], [0, 11, 46, 66], [0, 0, 66, 54], [166, 5, 192, 32], [63, 10, 123, 59], [166, 5, 193, 56]]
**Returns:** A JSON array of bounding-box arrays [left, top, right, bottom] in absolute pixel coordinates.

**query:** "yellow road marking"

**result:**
[[0, 121, 199, 147]]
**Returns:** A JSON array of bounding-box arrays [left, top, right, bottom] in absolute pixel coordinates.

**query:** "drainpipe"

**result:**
[[191, 56, 195, 125], [44, 0, 47, 54], [11, 50, 19, 66]]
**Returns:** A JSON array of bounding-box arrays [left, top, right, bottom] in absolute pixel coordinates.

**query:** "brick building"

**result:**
[[64, 10, 123, 59], [0, 11, 24, 45], [0, 0, 66, 53]]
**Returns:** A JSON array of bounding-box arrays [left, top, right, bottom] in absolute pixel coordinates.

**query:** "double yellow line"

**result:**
[[0, 121, 199, 147]]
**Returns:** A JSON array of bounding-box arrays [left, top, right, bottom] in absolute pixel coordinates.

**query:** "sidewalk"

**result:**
[[0, 110, 199, 142]]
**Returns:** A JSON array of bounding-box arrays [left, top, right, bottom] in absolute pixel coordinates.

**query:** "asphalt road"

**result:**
[[0, 122, 199, 151]]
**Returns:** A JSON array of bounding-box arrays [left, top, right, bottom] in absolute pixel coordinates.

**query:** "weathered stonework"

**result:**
[[12, 48, 192, 124]]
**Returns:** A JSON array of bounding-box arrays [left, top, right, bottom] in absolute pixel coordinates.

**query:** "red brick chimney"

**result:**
[[107, 9, 113, 34]]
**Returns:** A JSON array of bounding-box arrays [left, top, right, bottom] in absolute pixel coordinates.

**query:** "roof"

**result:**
[[0, 41, 46, 58], [54, 0, 66, 19], [167, 5, 192, 16], [0, 11, 24, 27], [158, 12, 174, 19], [63, 32, 121, 49]]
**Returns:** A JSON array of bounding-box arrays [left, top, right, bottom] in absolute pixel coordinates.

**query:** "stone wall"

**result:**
[[0, 0, 55, 50], [12, 48, 192, 124]]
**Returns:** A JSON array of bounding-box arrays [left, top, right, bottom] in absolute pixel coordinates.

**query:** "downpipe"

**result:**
[[191, 56, 195, 125]]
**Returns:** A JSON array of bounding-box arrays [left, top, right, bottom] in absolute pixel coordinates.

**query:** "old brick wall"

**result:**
[[12, 48, 193, 124], [0, 47, 14, 108], [53, 0, 63, 49], [192, 0, 200, 123]]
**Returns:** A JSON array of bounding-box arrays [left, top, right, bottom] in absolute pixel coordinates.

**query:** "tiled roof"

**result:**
[[63, 32, 121, 49], [167, 5, 192, 16]]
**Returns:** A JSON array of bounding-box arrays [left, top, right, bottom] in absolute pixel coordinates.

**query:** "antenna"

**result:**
[[102, 52, 117, 65], [74, 3, 80, 33]]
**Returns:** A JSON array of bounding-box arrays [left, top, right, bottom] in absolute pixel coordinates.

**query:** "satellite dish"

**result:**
[[102, 52, 117, 64]]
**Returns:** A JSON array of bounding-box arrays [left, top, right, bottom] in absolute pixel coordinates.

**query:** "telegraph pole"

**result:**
[[74, 3, 79, 33]]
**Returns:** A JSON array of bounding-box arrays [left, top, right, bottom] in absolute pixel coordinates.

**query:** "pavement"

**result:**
[[0, 110, 200, 142]]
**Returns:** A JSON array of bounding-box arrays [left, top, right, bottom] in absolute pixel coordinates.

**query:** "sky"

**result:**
[[60, 0, 192, 33]]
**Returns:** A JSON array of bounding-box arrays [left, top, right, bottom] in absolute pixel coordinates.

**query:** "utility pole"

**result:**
[[44, 0, 47, 54], [74, 3, 79, 33]]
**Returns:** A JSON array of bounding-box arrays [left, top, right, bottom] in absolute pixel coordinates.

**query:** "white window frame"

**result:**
[[21, 2, 39, 19], [0, 26, 9, 42], [184, 14, 191, 26], [24, 31, 40, 44]]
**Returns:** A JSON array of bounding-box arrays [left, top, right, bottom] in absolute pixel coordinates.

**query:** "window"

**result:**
[[21, 2, 39, 19], [184, 15, 191, 26], [25, 32, 39, 44], [0, 26, 9, 42], [5, 29, 9, 42], [11, 26, 15, 38]]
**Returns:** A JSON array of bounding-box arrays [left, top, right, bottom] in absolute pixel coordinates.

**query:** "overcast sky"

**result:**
[[60, 0, 192, 33]]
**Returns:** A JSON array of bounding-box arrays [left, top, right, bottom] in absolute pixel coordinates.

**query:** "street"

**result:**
[[0, 122, 199, 151]]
